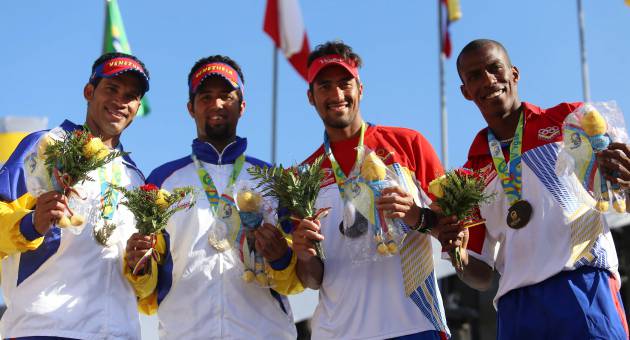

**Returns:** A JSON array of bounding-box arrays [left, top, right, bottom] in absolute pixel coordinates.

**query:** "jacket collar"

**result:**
[[60, 119, 82, 133], [467, 102, 543, 158], [192, 136, 247, 165]]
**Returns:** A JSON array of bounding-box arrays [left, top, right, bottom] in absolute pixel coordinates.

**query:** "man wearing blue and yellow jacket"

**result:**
[[0, 52, 150, 339], [125, 55, 303, 339]]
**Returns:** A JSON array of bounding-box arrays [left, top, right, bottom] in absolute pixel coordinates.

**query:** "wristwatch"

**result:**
[[412, 207, 437, 233]]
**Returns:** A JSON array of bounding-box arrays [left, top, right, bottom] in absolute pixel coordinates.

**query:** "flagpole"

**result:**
[[576, 0, 591, 102], [438, 0, 448, 168], [271, 47, 279, 164]]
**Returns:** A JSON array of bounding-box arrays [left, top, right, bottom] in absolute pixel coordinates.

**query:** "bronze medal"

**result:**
[[506, 200, 532, 229]]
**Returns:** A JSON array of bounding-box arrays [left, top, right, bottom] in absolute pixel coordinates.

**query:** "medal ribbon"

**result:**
[[99, 161, 122, 220], [323, 121, 367, 196], [192, 152, 245, 252], [487, 112, 524, 205], [192, 153, 245, 214]]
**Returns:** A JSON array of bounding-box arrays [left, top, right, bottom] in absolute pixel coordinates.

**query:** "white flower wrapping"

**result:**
[[23, 127, 91, 234]]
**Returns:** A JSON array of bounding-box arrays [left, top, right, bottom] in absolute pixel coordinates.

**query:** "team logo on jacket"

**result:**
[[537, 126, 560, 141], [321, 168, 335, 187], [478, 163, 496, 186], [375, 148, 395, 165]]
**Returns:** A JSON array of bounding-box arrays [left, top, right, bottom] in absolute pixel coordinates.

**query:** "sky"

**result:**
[[1, 1, 629, 337], [2, 1, 629, 175]]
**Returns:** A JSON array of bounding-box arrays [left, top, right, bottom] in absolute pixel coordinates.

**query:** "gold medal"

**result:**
[[506, 200, 532, 229]]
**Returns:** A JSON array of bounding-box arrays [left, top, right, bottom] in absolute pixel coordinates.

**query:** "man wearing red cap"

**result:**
[[0, 52, 150, 339], [124, 55, 302, 339], [293, 41, 450, 339]]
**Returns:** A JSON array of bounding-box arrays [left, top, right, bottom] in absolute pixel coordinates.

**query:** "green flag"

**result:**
[[103, 0, 150, 116]]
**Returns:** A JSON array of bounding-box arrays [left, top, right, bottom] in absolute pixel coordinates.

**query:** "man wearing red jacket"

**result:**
[[439, 38, 629, 339], [292, 40, 450, 340]]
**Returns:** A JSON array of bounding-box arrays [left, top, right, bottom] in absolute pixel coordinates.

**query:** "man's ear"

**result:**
[[187, 101, 194, 118], [358, 81, 363, 101], [239, 100, 246, 118], [84, 83, 95, 101], [460, 84, 473, 101], [512, 65, 520, 84], [307, 89, 315, 106]]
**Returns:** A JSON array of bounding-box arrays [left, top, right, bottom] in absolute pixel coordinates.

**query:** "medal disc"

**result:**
[[339, 212, 369, 238], [208, 237, 231, 252], [339, 202, 369, 238], [506, 200, 532, 229], [208, 219, 231, 252]]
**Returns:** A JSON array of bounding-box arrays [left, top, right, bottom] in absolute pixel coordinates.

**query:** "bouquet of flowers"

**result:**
[[28, 127, 124, 229], [428, 168, 494, 270], [248, 155, 329, 260], [235, 187, 270, 286], [105, 183, 195, 274], [558, 102, 629, 213]]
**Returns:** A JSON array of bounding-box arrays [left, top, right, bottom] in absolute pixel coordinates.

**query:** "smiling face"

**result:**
[[307, 65, 363, 135], [187, 76, 244, 147], [458, 43, 521, 129], [84, 72, 143, 147]]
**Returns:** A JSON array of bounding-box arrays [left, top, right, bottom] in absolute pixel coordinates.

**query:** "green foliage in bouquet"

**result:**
[[107, 183, 196, 235], [429, 168, 494, 223], [42, 129, 125, 187], [428, 168, 494, 270], [248, 155, 328, 259]]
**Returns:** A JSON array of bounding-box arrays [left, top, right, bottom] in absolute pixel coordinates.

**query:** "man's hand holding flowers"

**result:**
[[126, 233, 154, 272], [33, 192, 69, 235]]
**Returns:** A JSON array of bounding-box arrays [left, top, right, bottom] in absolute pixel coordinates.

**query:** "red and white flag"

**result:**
[[263, 0, 310, 80]]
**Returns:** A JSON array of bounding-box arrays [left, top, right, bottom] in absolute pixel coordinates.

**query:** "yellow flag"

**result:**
[[447, 0, 462, 22], [0, 117, 48, 166]]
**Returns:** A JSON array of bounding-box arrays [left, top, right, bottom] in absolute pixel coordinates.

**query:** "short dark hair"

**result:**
[[456, 39, 511, 81], [187, 55, 245, 103], [90, 52, 150, 96], [307, 40, 363, 69]]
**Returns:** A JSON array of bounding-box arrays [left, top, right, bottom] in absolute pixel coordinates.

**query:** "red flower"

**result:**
[[140, 183, 159, 192], [455, 168, 473, 177]]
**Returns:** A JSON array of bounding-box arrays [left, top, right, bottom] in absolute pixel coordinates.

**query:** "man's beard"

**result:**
[[323, 111, 356, 129], [204, 123, 232, 141]]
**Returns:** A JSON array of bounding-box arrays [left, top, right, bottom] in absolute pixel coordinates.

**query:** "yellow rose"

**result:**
[[94, 147, 110, 162], [580, 106, 607, 136], [156, 189, 170, 210], [37, 135, 56, 159], [360, 152, 387, 181], [428, 175, 447, 198], [83, 137, 106, 158], [237, 190, 261, 212]]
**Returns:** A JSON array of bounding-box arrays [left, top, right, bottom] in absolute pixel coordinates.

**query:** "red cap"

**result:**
[[89, 57, 149, 93], [307, 54, 359, 83], [189, 62, 244, 97]]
